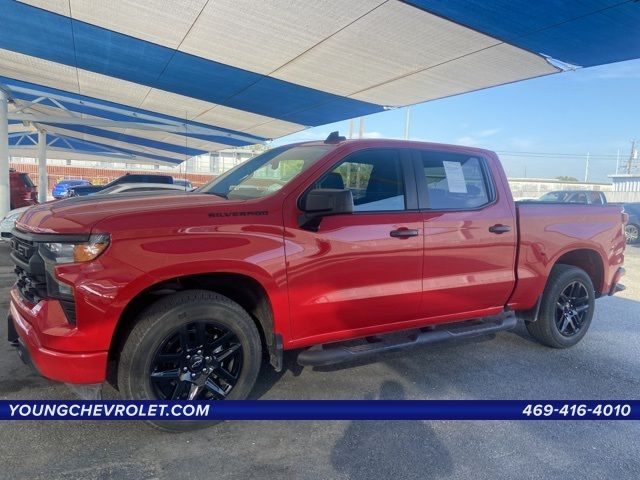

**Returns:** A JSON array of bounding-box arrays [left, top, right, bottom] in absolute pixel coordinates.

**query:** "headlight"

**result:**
[[39, 234, 110, 300], [41, 234, 110, 264]]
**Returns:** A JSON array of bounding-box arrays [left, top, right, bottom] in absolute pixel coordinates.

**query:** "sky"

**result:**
[[274, 59, 640, 184]]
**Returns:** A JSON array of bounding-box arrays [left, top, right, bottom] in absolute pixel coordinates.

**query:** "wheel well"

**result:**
[[555, 249, 604, 296], [107, 273, 276, 387]]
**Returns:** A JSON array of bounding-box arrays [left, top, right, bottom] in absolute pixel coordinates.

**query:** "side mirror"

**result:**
[[299, 188, 354, 230]]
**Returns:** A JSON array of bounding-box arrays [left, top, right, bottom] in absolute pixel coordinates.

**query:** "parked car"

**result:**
[[52, 179, 92, 199], [67, 173, 174, 197], [0, 206, 30, 240], [172, 178, 193, 189], [8, 135, 626, 430], [9, 169, 37, 209], [97, 183, 189, 195], [623, 203, 640, 244], [1, 183, 187, 239], [538, 190, 607, 204]]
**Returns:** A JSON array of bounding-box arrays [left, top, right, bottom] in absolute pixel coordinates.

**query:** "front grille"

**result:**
[[10, 233, 77, 324], [14, 266, 47, 304], [10, 235, 45, 304], [10, 236, 36, 264]]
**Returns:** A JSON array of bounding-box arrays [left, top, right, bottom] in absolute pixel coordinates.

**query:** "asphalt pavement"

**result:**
[[1, 241, 639, 480]]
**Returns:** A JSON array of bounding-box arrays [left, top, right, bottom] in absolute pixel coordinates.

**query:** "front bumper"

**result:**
[[8, 294, 108, 384]]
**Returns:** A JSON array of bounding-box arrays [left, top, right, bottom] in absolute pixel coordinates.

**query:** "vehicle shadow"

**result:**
[[330, 381, 454, 480], [248, 350, 304, 400]]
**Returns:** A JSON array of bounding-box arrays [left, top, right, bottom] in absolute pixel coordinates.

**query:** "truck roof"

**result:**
[[290, 137, 497, 157]]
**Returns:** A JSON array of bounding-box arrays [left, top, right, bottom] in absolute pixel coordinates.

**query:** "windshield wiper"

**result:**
[[206, 191, 227, 199]]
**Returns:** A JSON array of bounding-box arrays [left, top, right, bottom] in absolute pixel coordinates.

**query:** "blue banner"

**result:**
[[1, 400, 638, 421]]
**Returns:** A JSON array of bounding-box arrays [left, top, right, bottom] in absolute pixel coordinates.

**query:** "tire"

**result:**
[[117, 290, 262, 431], [525, 264, 595, 348], [625, 223, 639, 244]]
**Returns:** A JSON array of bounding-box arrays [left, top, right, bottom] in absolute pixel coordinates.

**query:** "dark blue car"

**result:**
[[624, 203, 640, 244], [52, 179, 91, 199]]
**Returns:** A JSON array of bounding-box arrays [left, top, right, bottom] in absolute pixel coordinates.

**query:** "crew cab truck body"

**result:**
[[8, 138, 626, 428]]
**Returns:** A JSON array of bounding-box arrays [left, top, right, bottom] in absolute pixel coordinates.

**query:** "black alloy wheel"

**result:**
[[150, 322, 243, 400], [554, 281, 590, 337], [525, 264, 595, 348], [117, 290, 262, 431]]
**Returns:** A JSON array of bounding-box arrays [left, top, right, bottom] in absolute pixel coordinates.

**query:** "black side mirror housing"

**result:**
[[299, 188, 354, 230]]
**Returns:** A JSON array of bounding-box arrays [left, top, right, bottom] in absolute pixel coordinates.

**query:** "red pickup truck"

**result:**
[[8, 135, 626, 428], [9, 169, 38, 209]]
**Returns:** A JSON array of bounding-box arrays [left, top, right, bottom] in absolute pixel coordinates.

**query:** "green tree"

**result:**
[[556, 176, 578, 182]]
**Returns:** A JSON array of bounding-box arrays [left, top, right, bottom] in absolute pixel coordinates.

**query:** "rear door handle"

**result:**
[[488, 224, 511, 234], [390, 228, 419, 238]]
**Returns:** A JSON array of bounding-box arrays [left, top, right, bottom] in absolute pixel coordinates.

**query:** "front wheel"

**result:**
[[526, 264, 595, 348], [117, 290, 262, 431]]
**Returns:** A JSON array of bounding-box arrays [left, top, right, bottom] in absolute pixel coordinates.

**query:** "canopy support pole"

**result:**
[[37, 129, 47, 203], [0, 90, 10, 218]]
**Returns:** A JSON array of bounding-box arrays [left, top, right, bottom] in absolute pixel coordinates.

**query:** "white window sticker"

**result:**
[[442, 161, 468, 193]]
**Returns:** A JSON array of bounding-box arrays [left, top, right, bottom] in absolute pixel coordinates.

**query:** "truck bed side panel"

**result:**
[[509, 203, 625, 310]]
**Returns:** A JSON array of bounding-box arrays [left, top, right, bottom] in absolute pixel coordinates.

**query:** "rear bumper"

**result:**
[[9, 298, 108, 384], [608, 267, 626, 296]]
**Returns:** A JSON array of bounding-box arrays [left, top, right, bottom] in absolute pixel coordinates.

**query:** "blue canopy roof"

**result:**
[[1, 0, 638, 164]]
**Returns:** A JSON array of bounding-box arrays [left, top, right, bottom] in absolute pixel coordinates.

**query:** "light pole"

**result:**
[[404, 106, 411, 140], [584, 152, 590, 183]]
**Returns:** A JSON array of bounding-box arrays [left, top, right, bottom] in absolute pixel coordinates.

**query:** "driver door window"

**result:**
[[318, 149, 406, 212]]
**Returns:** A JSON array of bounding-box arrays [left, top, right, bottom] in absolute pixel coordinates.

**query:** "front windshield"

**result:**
[[199, 145, 332, 200], [539, 192, 568, 202], [97, 185, 124, 195]]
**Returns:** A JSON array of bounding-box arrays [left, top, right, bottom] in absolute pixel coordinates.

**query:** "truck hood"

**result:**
[[15, 191, 236, 234]]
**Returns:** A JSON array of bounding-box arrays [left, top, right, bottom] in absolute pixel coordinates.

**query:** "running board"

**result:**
[[297, 311, 517, 367]]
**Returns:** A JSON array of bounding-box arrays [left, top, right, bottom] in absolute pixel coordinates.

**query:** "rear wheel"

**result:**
[[526, 264, 595, 348], [118, 290, 262, 431], [625, 223, 639, 244]]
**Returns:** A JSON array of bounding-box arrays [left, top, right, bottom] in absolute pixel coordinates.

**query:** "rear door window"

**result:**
[[419, 151, 491, 210]]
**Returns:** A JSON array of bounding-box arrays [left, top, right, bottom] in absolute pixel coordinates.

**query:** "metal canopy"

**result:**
[[0, 0, 637, 157], [8, 130, 184, 165]]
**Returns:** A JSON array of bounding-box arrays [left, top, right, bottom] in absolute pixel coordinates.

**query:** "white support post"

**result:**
[[0, 90, 10, 218], [404, 106, 411, 140], [37, 129, 47, 203]]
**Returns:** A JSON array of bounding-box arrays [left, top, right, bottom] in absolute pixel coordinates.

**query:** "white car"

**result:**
[[95, 182, 189, 195], [1, 183, 189, 240], [0, 206, 30, 240]]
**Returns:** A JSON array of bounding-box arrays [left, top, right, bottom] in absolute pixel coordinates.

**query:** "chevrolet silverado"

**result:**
[[7, 134, 626, 429]]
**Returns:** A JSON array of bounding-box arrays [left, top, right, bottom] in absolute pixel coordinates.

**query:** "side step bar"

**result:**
[[297, 311, 517, 367]]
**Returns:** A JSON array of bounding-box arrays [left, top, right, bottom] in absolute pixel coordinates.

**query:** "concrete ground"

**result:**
[[1, 241, 639, 480]]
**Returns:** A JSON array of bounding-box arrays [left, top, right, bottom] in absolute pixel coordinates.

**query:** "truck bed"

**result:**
[[509, 202, 626, 310]]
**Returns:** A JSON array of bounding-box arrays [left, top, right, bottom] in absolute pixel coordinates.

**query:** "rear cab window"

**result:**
[[19, 173, 34, 188], [417, 150, 493, 210]]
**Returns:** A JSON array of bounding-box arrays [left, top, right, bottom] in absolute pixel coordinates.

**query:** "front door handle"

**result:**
[[488, 224, 511, 234], [390, 228, 419, 238]]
